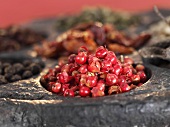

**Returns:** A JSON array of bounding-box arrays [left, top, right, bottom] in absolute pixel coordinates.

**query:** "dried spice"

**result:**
[[55, 7, 140, 31], [145, 7, 170, 44], [0, 25, 46, 52], [0, 60, 44, 85], [35, 22, 151, 58], [40, 46, 148, 97], [147, 16, 170, 44]]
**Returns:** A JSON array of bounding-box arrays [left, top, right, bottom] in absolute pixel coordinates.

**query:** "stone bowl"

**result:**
[[1, 48, 170, 127]]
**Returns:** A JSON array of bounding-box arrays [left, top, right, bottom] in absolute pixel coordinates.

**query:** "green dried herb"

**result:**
[[55, 7, 140, 31]]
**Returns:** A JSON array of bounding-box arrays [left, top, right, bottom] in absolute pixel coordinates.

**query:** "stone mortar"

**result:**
[[0, 47, 170, 127]]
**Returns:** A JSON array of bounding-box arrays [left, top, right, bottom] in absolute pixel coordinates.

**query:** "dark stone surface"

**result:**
[[0, 50, 170, 127], [139, 40, 170, 69]]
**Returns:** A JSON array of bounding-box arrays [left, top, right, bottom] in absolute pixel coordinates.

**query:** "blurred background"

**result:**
[[0, 0, 170, 27]]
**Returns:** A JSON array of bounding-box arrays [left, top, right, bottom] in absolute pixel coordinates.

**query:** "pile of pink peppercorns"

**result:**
[[40, 46, 147, 97]]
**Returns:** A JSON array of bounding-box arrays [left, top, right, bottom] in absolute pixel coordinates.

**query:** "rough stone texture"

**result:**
[[0, 47, 170, 127], [0, 11, 170, 127], [141, 40, 170, 59], [1, 96, 170, 127]]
